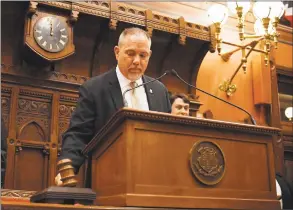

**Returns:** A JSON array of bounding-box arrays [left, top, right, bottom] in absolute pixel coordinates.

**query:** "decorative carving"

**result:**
[[1, 87, 12, 94], [16, 116, 27, 127], [109, 1, 118, 30], [145, 9, 153, 37], [178, 17, 186, 45], [218, 79, 237, 96], [59, 104, 76, 118], [69, 10, 79, 25], [42, 144, 50, 155], [1, 97, 10, 111], [18, 99, 50, 115], [1, 88, 11, 127], [1, 189, 36, 198], [2, 114, 9, 128], [3, 65, 89, 85], [60, 95, 78, 103], [15, 141, 22, 153], [190, 141, 225, 185], [36, 1, 211, 42], [19, 89, 52, 100], [57, 144, 62, 156], [18, 120, 47, 142], [109, 19, 118, 30], [58, 120, 70, 143], [50, 71, 88, 84], [17, 117, 49, 141], [27, 1, 38, 16]]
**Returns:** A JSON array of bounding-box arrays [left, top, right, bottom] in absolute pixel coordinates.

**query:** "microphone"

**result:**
[[122, 70, 171, 107], [170, 69, 257, 125]]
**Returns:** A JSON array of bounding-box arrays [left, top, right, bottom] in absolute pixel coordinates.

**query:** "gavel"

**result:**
[[57, 159, 78, 187]]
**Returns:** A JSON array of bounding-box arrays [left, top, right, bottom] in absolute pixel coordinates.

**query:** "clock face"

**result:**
[[33, 16, 69, 53]]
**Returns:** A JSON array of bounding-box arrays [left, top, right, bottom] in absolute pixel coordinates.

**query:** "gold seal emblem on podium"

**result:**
[[189, 141, 225, 185]]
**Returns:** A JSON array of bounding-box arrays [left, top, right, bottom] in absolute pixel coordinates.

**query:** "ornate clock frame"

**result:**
[[24, 2, 78, 61]]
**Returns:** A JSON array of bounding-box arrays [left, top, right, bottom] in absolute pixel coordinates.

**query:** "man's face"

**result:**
[[171, 98, 190, 116], [114, 34, 152, 81]]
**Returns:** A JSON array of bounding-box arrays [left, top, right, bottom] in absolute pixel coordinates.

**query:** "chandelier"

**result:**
[[207, 1, 285, 96]]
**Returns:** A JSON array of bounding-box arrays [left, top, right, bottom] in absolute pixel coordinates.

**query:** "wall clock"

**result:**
[[33, 16, 69, 53], [24, 7, 77, 62]]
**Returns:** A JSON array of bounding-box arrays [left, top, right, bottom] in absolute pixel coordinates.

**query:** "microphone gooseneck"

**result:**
[[122, 70, 171, 107], [170, 69, 257, 125]]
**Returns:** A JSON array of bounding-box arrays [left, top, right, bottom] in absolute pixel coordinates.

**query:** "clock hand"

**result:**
[[50, 19, 54, 36]]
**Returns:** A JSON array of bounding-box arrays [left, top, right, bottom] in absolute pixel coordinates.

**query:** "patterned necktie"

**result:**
[[129, 81, 139, 109]]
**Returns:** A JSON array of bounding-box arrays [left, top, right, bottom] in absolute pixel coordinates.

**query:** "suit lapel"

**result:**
[[108, 70, 124, 110], [143, 76, 157, 111]]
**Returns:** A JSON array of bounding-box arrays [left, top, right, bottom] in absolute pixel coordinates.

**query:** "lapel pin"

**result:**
[[149, 89, 153, 94]]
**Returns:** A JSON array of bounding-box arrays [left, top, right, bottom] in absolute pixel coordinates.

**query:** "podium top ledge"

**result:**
[[83, 108, 280, 155]]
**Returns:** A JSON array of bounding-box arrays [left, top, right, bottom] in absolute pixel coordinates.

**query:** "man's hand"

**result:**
[[55, 173, 63, 186]]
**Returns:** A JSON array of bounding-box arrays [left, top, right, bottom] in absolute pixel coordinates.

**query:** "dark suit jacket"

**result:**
[[60, 69, 171, 174]]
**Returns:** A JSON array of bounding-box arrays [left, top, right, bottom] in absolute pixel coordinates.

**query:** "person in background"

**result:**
[[170, 93, 190, 116], [55, 27, 171, 186]]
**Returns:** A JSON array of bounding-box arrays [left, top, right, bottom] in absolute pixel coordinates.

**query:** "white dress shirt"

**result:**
[[116, 66, 149, 111]]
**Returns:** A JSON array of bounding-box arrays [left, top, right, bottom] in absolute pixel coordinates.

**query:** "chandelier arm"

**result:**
[[221, 37, 264, 62], [243, 34, 263, 39], [229, 43, 257, 84]]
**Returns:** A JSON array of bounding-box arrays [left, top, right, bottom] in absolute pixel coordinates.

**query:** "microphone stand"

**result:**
[[170, 69, 257, 125], [122, 71, 170, 107]]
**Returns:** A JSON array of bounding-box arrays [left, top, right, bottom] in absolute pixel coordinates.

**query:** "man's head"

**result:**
[[114, 27, 152, 81], [170, 93, 190, 116]]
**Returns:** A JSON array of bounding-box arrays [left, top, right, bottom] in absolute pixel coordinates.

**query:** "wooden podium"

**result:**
[[83, 108, 281, 210]]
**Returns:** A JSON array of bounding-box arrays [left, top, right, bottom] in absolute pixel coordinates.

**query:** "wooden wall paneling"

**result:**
[[58, 94, 78, 145], [88, 19, 110, 77], [12, 87, 53, 191], [13, 141, 49, 191], [16, 89, 52, 142], [1, 86, 12, 129], [269, 52, 284, 176], [48, 92, 60, 186], [4, 86, 19, 189], [188, 42, 210, 94], [1, 85, 12, 189]]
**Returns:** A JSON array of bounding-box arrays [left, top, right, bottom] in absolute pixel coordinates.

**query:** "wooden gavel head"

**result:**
[[57, 159, 78, 187]]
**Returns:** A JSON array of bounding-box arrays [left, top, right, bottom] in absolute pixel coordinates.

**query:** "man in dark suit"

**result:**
[[56, 27, 171, 185]]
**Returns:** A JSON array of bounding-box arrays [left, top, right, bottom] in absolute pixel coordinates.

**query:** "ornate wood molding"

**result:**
[[1, 64, 89, 86], [36, 1, 211, 43], [60, 95, 78, 103], [83, 108, 281, 154], [1, 71, 85, 93], [1, 189, 36, 199]]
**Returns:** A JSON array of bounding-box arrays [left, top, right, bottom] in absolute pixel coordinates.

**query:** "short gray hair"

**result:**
[[118, 27, 151, 47]]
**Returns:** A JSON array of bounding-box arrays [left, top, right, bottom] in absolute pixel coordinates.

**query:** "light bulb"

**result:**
[[285, 107, 293, 120], [253, 2, 273, 19], [227, 1, 251, 15], [254, 19, 273, 35], [208, 4, 229, 25]]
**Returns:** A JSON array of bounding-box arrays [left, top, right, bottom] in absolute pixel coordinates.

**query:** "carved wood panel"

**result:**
[[58, 95, 78, 145], [14, 144, 49, 191], [1, 86, 12, 130], [16, 90, 52, 142]]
